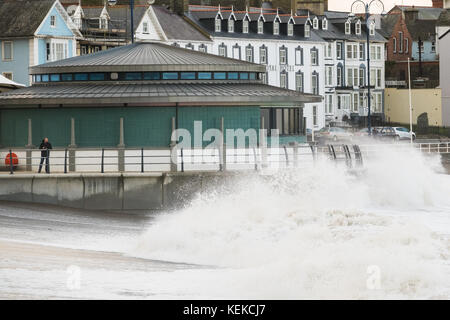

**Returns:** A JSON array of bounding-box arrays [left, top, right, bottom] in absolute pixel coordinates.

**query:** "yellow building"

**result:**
[[384, 88, 442, 126]]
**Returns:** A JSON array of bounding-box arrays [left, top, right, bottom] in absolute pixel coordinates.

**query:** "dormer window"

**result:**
[[355, 20, 361, 35], [369, 21, 375, 36], [322, 18, 328, 30], [288, 21, 294, 36], [215, 17, 221, 32], [228, 19, 234, 33], [305, 23, 311, 38], [313, 17, 319, 29], [345, 21, 351, 34], [273, 21, 280, 35], [243, 19, 249, 34], [100, 17, 108, 30], [258, 18, 264, 34]]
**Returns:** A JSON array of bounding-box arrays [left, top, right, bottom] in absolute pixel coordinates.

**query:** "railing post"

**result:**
[[64, 148, 68, 174], [181, 148, 184, 173], [25, 119, 34, 171], [283, 145, 289, 167], [141, 148, 144, 173], [101, 148, 104, 173], [9, 149, 13, 175]]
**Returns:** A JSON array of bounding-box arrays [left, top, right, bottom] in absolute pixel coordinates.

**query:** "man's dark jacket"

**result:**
[[39, 141, 53, 157]]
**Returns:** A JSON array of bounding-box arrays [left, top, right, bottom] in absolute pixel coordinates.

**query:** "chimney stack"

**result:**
[[432, 0, 444, 8]]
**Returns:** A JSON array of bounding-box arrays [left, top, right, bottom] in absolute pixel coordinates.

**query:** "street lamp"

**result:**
[[350, 0, 385, 135]]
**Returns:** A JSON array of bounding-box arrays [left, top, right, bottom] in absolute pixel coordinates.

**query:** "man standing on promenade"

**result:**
[[38, 137, 52, 174]]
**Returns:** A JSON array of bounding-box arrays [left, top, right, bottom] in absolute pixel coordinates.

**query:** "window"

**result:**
[[218, 44, 226, 57], [304, 23, 311, 37], [295, 47, 303, 65], [288, 22, 294, 36], [359, 43, 365, 59], [245, 46, 253, 62], [313, 106, 318, 126], [399, 32, 403, 53], [313, 17, 319, 29], [405, 38, 409, 53], [347, 44, 358, 59], [279, 47, 287, 65], [232, 45, 240, 59], [73, 17, 82, 29], [50, 15, 56, 27], [260, 46, 267, 64], [273, 21, 280, 35], [265, 107, 301, 136], [2, 72, 13, 80], [143, 22, 149, 34], [243, 20, 249, 34], [325, 66, 333, 86], [198, 44, 207, 53], [311, 48, 318, 66], [325, 43, 332, 59], [370, 68, 376, 86], [326, 95, 333, 114], [295, 72, 303, 92], [345, 21, 351, 34], [370, 45, 376, 60], [376, 46, 382, 60], [240, 72, 249, 80], [258, 19, 264, 34], [280, 72, 288, 89], [336, 42, 342, 59], [143, 72, 160, 80], [311, 73, 319, 94], [337, 66, 343, 86], [359, 67, 365, 86], [198, 72, 212, 80], [322, 18, 328, 30], [100, 18, 107, 29], [369, 22, 375, 36], [123, 73, 142, 81], [47, 40, 68, 62], [163, 72, 179, 80], [185, 43, 194, 50], [352, 93, 359, 112], [347, 68, 359, 87], [355, 21, 361, 35], [393, 37, 397, 53], [373, 93, 382, 112], [431, 41, 436, 53], [377, 69, 382, 87], [215, 17, 221, 32], [2, 41, 13, 61], [228, 19, 234, 33]]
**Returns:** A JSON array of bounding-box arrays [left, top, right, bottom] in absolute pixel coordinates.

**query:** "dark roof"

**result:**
[[405, 19, 437, 41], [437, 9, 450, 26], [314, 19, 386, 42], [380, 14, 401, 39], [152, 6, 210, 42], [0, 82, 321, 106], [395, 6, 444, 20], [0, 0, 55, 38], [30, 42, 265, 74]]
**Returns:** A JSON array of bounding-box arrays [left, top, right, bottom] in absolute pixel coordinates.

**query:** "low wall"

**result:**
[[0, 172, 241, 211]]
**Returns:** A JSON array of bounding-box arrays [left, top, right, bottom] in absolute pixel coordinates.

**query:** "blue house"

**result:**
[[0, 0, 81, 86]]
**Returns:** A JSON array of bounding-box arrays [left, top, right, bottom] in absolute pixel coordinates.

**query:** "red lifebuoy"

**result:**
[[5, 153, 19, 166]]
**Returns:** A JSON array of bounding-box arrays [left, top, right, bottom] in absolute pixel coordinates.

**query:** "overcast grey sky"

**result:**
[[328, 0, 432, 12]]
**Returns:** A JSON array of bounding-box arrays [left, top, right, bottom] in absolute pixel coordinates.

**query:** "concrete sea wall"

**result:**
[[0, 172, 239, 211]]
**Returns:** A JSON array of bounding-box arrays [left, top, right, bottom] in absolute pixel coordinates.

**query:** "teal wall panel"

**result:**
[[178, 106, 260, 147], [0, 106, 260, 148]]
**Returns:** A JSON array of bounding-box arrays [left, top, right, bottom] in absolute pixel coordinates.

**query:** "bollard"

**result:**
[[9, 149, 13, 175], [283, 145, 289, 166], [141, 148, 144, 173], [101, 148, 105, 173]]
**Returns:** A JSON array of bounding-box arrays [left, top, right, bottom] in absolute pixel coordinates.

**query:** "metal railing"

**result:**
[[0, 144, 364, 174]]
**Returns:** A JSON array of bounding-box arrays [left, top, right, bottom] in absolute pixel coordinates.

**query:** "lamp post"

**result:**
[[350, 0, 385, 135]]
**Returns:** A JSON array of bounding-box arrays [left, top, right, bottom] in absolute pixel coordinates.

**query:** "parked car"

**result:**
[[393, 127, 416, 140], [372, 127, 398, 140], [316, 127, 353, 142]]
